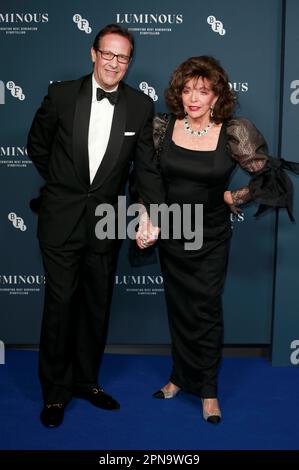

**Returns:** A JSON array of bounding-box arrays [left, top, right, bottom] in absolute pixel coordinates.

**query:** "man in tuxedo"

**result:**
[[27, 24, 164, 427]]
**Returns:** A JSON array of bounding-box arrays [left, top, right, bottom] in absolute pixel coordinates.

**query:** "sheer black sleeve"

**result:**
[[227, 117, 299, 220]]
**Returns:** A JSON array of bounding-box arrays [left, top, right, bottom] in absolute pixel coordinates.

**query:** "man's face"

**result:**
[[91, 33, 131, 90]]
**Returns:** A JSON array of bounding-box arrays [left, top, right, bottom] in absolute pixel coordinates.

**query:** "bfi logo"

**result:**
[[139, 82, 158, 101], [0, 80, 25, 103], [73, 14, 92, 34], [207, 15, 226, 35], [8, 212, 27, 231]]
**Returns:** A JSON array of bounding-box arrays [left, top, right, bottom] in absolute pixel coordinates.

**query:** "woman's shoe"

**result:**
[[201, 398, 221, 424], [152, 385, 181, 399]]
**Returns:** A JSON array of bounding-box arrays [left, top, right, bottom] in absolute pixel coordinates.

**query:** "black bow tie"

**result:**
[[96, 87, 119, 105]]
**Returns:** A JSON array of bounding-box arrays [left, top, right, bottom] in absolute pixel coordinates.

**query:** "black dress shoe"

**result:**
[[40, 403, 65, 428], [73, 386, 120, 410]]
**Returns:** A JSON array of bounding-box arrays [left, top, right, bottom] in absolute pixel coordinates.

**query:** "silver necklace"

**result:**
[[184, 115, 214, 137]]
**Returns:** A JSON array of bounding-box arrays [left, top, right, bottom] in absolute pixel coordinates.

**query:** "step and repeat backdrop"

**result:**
[[0, 0, 298, 365]]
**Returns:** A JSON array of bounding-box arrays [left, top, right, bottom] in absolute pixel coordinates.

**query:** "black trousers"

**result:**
[[39, 215, 117, 404]]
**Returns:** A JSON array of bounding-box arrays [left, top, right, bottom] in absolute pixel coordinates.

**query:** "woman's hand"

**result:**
[[224, 191, 242, 215]]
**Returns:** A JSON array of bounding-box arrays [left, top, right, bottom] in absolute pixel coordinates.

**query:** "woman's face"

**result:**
[[181, 76, 218, 120]]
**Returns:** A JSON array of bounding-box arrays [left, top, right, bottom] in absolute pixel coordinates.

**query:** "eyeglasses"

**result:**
[[96, 49, 131, 64]]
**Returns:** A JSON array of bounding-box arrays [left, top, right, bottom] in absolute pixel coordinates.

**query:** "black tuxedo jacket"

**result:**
[[27, 74, 165, 252]]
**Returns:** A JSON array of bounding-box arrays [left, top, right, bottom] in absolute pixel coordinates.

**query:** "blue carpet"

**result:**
[[0, 351, 298, 450]]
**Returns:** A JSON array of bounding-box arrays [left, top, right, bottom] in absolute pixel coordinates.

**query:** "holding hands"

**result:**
[[136, 209, 160, 249]]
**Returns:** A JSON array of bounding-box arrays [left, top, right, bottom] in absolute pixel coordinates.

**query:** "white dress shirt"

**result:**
[[88, 75, 117, 183]]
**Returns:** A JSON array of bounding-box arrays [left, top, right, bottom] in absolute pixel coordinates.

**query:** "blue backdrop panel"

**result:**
[[272, 0, 299, 366], [0, 1, 297, 365]]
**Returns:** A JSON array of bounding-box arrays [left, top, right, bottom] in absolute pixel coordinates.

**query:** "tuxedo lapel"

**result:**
[[90, 82, 127, 191], [73, 74, 92, 188]]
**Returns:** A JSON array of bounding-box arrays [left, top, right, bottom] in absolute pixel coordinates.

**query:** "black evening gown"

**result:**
[[153, 113, 299, 398], [158, 118, 236, 398]]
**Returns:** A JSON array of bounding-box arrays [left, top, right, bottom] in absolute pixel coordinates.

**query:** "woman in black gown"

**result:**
[[136, 56, 298, 424]]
